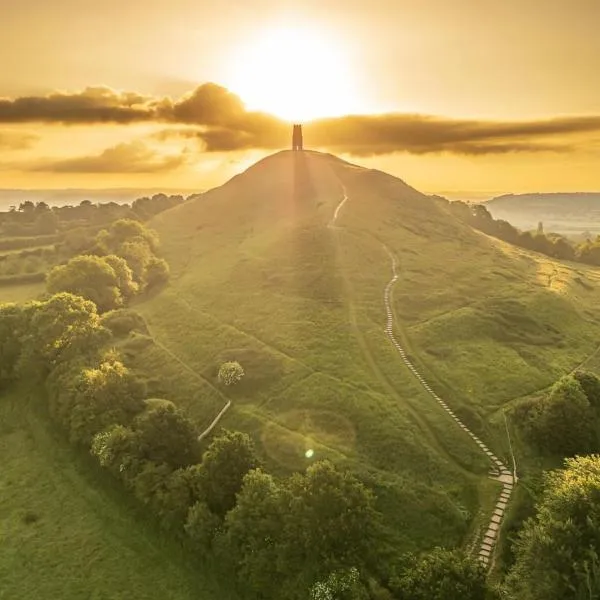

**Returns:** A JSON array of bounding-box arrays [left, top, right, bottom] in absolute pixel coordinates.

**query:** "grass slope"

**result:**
[[132, 150, 600, 555], [0, 387, 234, 600]]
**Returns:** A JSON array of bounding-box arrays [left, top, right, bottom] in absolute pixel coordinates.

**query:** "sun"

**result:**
[[224, 24, 361, 122]]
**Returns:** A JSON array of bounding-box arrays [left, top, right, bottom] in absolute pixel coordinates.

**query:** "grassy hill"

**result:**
[[123, 150, 600, 555]]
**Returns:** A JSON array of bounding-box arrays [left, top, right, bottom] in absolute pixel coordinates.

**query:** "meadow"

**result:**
[[0, 387, 234, 600]]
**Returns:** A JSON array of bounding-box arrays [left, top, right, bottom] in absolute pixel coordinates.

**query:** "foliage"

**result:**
[[447, 199, 600, 266], [66, 357, 146, 446], [506, 455, 600, 600], [0, 303, 27, 385], [132, 404, 201, 469], [145, 256, 170, 289], [103, 254, 139, 301], [310, 568, 369, 600], [574, 370, 600, 410], [185, 500, 221, 553], [223, 461, 379, 599], [222, 469, 286, 597], [526, 375, 595, 456], [19, 292, 109, 376], [217, 361, 245, 386], [47, 254, 123, 312], [198, 429, 260, 516], [100, 308, 148, 337], [389, 548, 489, 600]]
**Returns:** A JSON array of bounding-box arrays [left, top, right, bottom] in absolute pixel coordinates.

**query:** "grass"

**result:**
[[0, 281, 45, 303], [0, 386, 235, 600]]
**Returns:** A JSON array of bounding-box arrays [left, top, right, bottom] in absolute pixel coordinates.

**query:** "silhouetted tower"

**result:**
[[292, 124, 303, 151]]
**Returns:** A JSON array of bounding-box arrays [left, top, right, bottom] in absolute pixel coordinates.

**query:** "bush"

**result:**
[[101, 309, 148, 337], [218, 361, 244, 386], [145, 256, 170, 289]]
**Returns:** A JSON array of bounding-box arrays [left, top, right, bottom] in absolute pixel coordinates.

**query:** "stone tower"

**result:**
[[292, 124, 303, 151]]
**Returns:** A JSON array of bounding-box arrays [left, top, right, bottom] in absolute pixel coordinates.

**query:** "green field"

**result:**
[[0, 387, 234, 600]]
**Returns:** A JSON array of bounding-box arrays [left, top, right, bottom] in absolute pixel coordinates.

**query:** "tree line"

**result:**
[[46, 219, 169, 311], [0, 194, 185, 238], [442, 199, 600, 266]]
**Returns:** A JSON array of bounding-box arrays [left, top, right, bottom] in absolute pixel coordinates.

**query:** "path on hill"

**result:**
[[329, 183, 516, 568], [151, 338, 232, 440]]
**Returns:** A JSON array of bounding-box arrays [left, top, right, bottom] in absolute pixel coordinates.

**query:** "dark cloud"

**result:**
[[2, 83, 600, 155], [304, 114, 599, 156], [28, 141, 185, 173], [0, 86, 164, 124], [0, 129, 39, 149]]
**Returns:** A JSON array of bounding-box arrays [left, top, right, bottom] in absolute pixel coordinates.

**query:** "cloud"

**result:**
[[0, 129, 39, 150], [27, 141, 185, 173], [2, 83, 600, 155], [0, 86, 165, 124], [304, 114, 600, 156]]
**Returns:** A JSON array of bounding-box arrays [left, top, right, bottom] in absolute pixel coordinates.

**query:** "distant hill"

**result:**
[[0, 188, 200, 210], [485, 192, 600, 237], [123, 150, 600, 555]]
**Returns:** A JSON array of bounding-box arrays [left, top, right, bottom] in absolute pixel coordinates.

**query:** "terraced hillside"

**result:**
[[130, 150, 600, 556]]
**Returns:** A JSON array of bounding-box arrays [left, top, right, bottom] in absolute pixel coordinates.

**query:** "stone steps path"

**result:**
[[382, 247, 515, 567], [328, 181, 516, 568]]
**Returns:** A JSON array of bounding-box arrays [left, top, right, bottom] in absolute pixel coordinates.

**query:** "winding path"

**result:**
[[330, 184, 516, 568]]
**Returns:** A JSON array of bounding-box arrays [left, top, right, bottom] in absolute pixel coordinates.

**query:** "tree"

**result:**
[[47, 255, 123, 312], [95, 218, 158, 253], [574, 370, 600, 410], [35, 209, 59, 234], [529, 375, 595, 456], [185, 500, 221, 553], [506, 455, 600, 600], [145, 256, 170, 288], [19, 293, 109, 376], [67, 357, 146, 446], [310, 568, 369, 600], [223, 469, 287, 596], [282, 461, 379, 591], [0, 303, 27, 386], [199, 429, 260, 516], [91, 424, 142, 481], [218, 361, 245, 386], [390, 548, 488, 600], [103, 255, 138, 301], [133, 404, 200, 469], [117, 239, 153, 284]]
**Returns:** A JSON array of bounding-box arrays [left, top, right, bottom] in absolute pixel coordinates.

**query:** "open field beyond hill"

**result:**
[[123, 150, 600, 556], [0, 387, 233, 600]]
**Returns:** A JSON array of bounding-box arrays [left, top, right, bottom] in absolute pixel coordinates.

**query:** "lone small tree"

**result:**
[[218, 361, 244, 386]]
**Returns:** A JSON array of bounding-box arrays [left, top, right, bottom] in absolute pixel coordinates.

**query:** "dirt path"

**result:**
[[329, 182, 516, 568]]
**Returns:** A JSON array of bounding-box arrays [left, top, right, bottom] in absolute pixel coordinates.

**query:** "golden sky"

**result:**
[[1, 0, 599, 197]]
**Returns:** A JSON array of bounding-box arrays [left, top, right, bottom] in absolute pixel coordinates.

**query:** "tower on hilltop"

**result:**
[[292, 124, 303, 151]]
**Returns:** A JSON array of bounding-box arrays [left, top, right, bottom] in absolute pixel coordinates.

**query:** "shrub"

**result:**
[[144, 256, 170, 289], [101, 309, 148, 337], [218, 361, 244, 386]]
